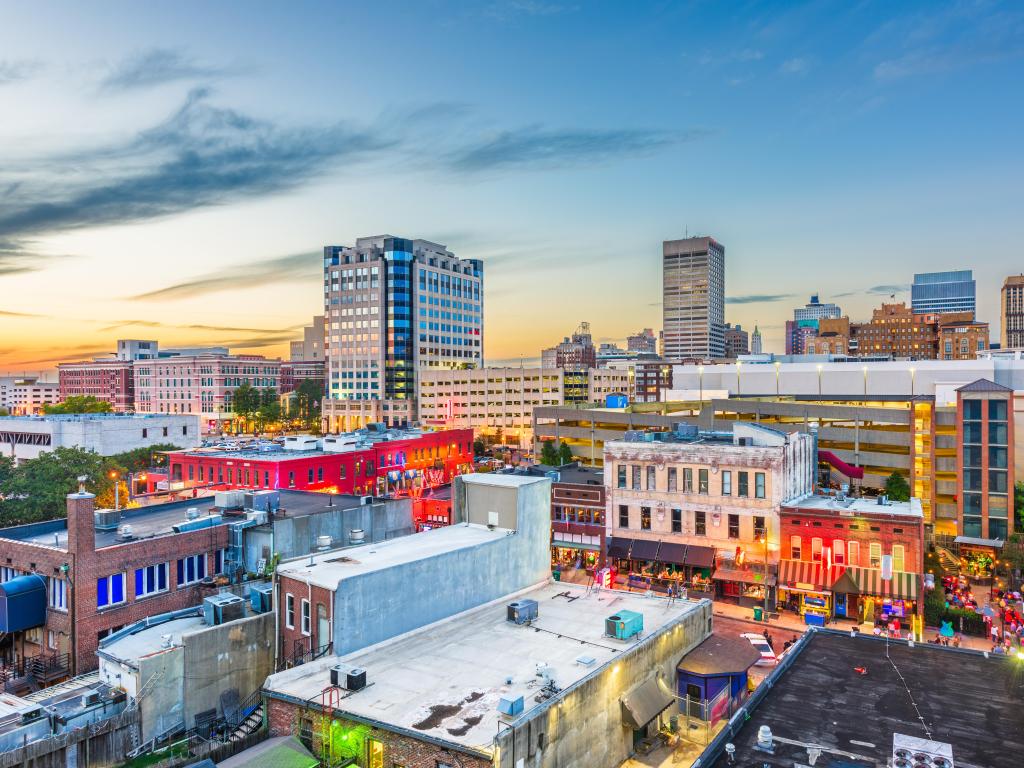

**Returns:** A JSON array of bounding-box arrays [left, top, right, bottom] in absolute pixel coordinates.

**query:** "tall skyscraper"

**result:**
[[751, 325, 763, 355], [662, 236, 725, 359], [323, 236, 483, 404], [911, 270, 975, 315], [1001, 275, 1024, 349]]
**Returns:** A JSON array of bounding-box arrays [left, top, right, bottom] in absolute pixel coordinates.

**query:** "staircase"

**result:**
[[227, 701, 264, 742], [935, 546, 961, 573]]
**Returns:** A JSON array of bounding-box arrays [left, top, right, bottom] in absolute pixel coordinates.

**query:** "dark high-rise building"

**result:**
[[662, 237, 725, 359]]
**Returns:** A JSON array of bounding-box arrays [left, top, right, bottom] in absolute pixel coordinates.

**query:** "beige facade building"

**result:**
[[289, 315, 325, 361], [417, 367, 628, 447], [662, 236, 726, 360], [1002, 275, 1024, 349]]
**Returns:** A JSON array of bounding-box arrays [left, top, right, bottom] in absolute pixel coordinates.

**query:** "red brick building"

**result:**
[[547, 463, 606, 571], [779, 495, 924, 625], [165, 428, 473, 497], [280, 359, 325, 394], [57, 359, 135, 412]]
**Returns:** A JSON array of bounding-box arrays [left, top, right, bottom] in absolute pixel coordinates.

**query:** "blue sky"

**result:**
[[1, 0, 1022, 370]]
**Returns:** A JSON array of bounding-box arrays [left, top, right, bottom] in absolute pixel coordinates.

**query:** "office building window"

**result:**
[[892, 544, 905, 573], [618, 505, 629, 528], [97, 574, 126, 608], [640, 506, 651, 530], [683, 468, 693, 492], [671, 508, 682, 533], [738, 471, 749, 497], [646, 466, 656, 491], [177, 554, 207, 586], [869, 542, 882, 568], [134, 563, 168, 598], [755, 472, 765, 499], [833, 539, 845, 564], [721, 470, 731, 496], [631, 466, 640, 490], [695, 510, 706, 536], [811, 537, 823, 562], [214, 548, 228, 575], [667, 468, 677, 492], [617, 466, 626, 488], [753, 516, 766, 539], [48, 578, 67, 611], [698, 469, 709, 494], [727, 514, 740, 539], [847, 541, 860, 566]]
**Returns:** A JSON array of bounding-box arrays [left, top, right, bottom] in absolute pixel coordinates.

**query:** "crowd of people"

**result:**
[[942, 575, 979, 610], [986, 587, 1024, 655]]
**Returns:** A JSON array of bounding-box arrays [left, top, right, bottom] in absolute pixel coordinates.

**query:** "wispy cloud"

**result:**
[[99, 319, 302, 334], [100, 48, 236, 91], [130, 251, 320, 301], [780, 56, 811, 75], [0, 309, 44, 318], [726, 293, 795, 305], [446, 126, 708, 173], [485, 1, 578, 21], [0, 59, 42, 85], [834, 283, 909, 298], [0, 89, 393, 254]]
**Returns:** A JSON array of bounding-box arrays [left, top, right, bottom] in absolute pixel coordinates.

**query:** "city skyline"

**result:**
[[2, 0, 1023, 372]]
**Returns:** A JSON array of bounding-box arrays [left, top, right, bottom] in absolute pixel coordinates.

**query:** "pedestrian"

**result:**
[[991, 624, 1000, 644], [952, 634, 961, 648], [766, 633, 775, 651]]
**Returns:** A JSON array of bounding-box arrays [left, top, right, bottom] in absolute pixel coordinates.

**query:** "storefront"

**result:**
[[551, 540, 600, 571], [606, 537, 715, 597], [713, 565, 776, 609], [777, 560, 845, 627], [831, 566, 921, 621]]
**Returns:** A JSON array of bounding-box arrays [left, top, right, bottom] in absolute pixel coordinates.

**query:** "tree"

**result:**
[[557, 442, 574, 466], [884, 471, 911, 502], [540, 440, 559, 466], [108, 444, 181, 474], [1015, 481, 1024, 530], [294, 379, 323, 431], [0, 447, 125, 524], [473, 438, 486, 457], [44, 396, 113, 414]]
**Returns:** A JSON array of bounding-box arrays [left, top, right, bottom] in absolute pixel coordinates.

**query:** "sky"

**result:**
[[1, 0, 1022, 373]]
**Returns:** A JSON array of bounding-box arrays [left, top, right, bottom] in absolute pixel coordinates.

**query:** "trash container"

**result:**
[[753, 606, 763, 621], [552, 570, 561, 582]]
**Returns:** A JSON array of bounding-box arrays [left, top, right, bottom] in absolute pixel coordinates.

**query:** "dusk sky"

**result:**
[[1, 0, 1022, 372]]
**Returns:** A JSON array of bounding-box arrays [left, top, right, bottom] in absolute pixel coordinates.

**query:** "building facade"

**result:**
[[279, 359, 325, 395], [1001, 275, 1024, 349], [604, 424, 815, 604], [723, 324, 750, 358], [289, 316, 325, 362], [133, 354, 280, 424], [58, 360, 136, 412], [627, 328, 658, 355], [911, 270, 975, 315], [323, 236, 483, 409], [662, 236, 725, 360], [957, 379, 1015, 542], [0, 377, 59, 415], [751, 326, 763, 355], [938, 318, 990, 360], [540, 321, 597, 369]]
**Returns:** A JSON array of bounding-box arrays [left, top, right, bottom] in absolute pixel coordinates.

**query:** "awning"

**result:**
[[954, 535, 1004, 549], [658, 542, 687, 566], [684, 545, 716, 569], [777, 560, 846, 591], [552, 539, 601, 552], [620, 676, 674, 730], [843, 567, 920, 601], [0, 574, 46, 633], [630, 538, 661, 561], [607, 537, 633, 559], [713, 566, 777, 587]]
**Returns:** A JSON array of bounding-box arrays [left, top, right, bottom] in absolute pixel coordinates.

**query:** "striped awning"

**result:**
[[842, 567, 920, 601], [777, 559, 846, 591]]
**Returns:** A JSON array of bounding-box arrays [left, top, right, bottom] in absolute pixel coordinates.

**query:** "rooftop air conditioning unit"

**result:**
[[498, 696, 524, 718], [507, 599, 539, 625], [330, 664, 367, 691], [186, 507, 201, 521], [81, 690, 100, 707], [892, 734, 954, 768], [605, 610, 643, 640], [249, 490, 280, 513], [215, 491, 244, 510], [203, 593, 245, 626], [94, 509, 120, 531], [249, 583, 273, 614]]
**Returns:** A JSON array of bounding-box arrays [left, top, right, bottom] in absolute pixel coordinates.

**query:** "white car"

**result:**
[[741, 633, 778, 666]]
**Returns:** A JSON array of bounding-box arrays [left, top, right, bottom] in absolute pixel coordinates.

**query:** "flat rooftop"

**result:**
[[277, 522, 506, 589], [709, 630, 1024, 768], [98, 614, 207, 665], [265, 582, 703, 752], [0, 413, 192, 423], [0, 489, 373, 550], [784, 494, 924, 519]]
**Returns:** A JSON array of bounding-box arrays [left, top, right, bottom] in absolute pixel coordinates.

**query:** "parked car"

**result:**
[[740, 632, 778, 666]]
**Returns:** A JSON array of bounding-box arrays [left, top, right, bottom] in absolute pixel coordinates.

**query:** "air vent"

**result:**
[[330, 664, 366, 691], [94, 509, 120, 531], [507, 599, 538, 625], [117, 524, 134, 540]]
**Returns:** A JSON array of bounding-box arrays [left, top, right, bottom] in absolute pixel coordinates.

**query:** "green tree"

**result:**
[[540, 440, 559, 466], [884, 471, 911, 502], [0, 447, 125, 524], [557, 442, 573, 466], [108, 444, 181, 474], [473, 439, 486, 456], [1015, 481, 1024, 530], [43, 396, 113, 414], [294, 379, 323, 431], [0, 455, 14, 488]]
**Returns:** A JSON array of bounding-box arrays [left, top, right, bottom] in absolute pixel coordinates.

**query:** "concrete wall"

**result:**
[[494, 598, 714, 768], [138, 645, 185, 744], [0, 414, 199, 462], [182, 612, 274, 729], [332, 477, 552, 656]]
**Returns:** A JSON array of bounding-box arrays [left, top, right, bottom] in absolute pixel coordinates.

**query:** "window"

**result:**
[[214, 548, 228, 575], [285, 594, 295, 629], [618, 505, 629, 528], [367, 738, 384, 768], [727, 514, 740, 539], [47, 630, 58, 651], [308, 468, 314, 483], [892, 544, 905, 573], [737, 471, 749, 497], [683, 468, 693, 492], [671, 508, 682, 533], [698, 469, 709, 494], [667, 468, 677, 492], [695, 510, 706, 536], [288, 471, 295, 487], [811, 537, 823, 562], [790, 535, 802, 560], [753, 516, 766, 539], [869, 542, 882, 568], [847, 541, 860, 566], [755, 472, 765, 499], [646, 466, 656, 491], [177, 554, 207, 586], [97, 574, 126, 608], [631, 465, 640, 490], [301, 599, 311, 635], [617, 466, 627, 488], [721, 470, 732, 496], [640, 506, 651, 530], [134, 563, 168, 598], [48, 577, 67, 611], [833, 539, 845, 564], [989, 400, 1008, 420]]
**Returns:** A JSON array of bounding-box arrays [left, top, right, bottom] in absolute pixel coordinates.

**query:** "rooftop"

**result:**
[[276, 521, 507, 589], [783, 494, 924, 519], [265, 582, 703, 752], [0, 413, 194, 423], [97, 613, 207, 665], [707, 630, 1024, 768], [677, 633, 762, 676]]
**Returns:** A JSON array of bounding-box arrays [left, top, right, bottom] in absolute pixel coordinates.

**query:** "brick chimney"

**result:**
[[66, 489, 95, 555]]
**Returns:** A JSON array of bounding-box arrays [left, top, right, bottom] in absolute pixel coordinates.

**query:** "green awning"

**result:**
[[843, 567, 920, 600]]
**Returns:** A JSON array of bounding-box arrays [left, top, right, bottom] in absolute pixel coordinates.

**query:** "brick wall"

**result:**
[[267, 697, 491, 768], [277, 575, 335, 663], [780, 509, 923, 572]]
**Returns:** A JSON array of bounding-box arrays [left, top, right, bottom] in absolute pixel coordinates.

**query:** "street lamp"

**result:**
[[774, 361, 781, 397], [735, 360, 742, 396], [909, 367, 916, 397], [697, 365, 704, 406], [108, 470, 120, 511], [862, 365, 868, 397], [816, 363, 823, 397]]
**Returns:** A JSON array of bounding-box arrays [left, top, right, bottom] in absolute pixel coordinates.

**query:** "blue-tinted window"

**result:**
[[963, 400, 982, 420], [988, 400, 1007, 421]]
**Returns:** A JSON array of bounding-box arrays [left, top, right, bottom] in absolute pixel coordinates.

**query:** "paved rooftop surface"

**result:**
[[709, 630, 1024, 768], [97, 614, 208, 664], [277, 522, 506, 589], [784, 494, 923, 519], [265, 582, 703, 752]]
